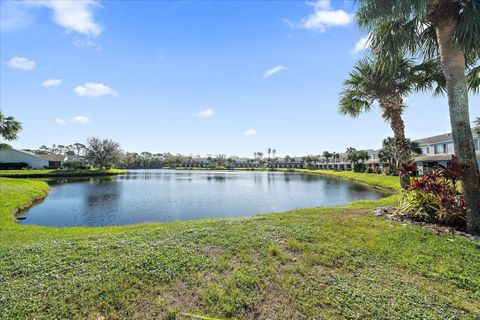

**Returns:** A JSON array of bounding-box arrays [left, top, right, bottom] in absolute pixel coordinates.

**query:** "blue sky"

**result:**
[[1, 0, 478, 157]]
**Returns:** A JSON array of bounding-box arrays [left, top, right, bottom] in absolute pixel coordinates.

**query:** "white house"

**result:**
[[0, 149, 66, 169], [414, 131, 480, 174]]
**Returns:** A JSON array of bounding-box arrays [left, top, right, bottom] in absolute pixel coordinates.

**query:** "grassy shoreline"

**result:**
[[0, 168, 126, 178], [1, 171, 479, 319]]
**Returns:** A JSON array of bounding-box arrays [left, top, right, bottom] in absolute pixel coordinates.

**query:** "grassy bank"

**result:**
[[0, 168, 125, 178], [1, 172, 479, 319]]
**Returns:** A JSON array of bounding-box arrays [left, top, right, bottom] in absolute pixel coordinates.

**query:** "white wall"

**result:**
[[0, 149, 48, 169]]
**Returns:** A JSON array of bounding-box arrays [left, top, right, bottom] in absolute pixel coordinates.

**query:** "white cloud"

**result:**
[[351, 35, 370, 54], [71, 115, 90, 124], [27, 0, 102, 37], [74, 82, 118, 97], [7, 56, 35, 71], [243, 128, 258, 136], [196, 108, 215, 118], [55, 118, 66, 125], [292, 0, 353, 32], [263, 65, 287, 79], [42, 79, 62, 88]]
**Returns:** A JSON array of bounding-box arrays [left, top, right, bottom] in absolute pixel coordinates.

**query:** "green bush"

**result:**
[[399, 190, 438, 220]]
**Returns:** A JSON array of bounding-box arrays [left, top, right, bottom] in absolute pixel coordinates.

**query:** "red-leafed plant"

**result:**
[[398, 156, 466, 227]]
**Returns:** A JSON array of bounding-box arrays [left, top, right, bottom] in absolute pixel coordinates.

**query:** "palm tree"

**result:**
[[332, 152, 340, 164], [322, 151, 332, 166], [346, 147, 360, 171], [0, 111, 22, 141], [379, 137, 422, 171], [339, 57, 442, 188], [356, 0, 480, 234]]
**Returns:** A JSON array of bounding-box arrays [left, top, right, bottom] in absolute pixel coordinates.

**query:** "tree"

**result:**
[[214, 154, 226, 167], [86, 137, 122, 170], [358, 150, 370, 172], [0, 111, 22, 141], [339, 57, 443, 188], [73, 143, 86, 156], [322, 151, 332, 165], [346, 147, 360, 171], [0, 143, 11, 151], [379, 137, 422, 171], [332, 152, 340, 164], [356, 0, 480, 234]]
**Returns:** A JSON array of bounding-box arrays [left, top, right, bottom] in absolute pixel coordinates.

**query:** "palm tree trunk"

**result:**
[[380, 95, 410, 189], [433, 8, 480, 234]]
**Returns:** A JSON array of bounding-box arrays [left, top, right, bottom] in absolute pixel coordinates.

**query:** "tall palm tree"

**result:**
[[356, 0, 480, 234], [339, 57, 442, 188], [0, 111, 22, 141]]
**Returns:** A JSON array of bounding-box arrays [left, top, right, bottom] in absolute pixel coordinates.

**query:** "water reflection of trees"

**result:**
[[206, 175, 227, 182], [82, 178, 123, 226]]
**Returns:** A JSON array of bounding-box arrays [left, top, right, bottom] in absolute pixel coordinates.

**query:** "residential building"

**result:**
[[414, 131, 480, 174], [0, 149, 66, 169]]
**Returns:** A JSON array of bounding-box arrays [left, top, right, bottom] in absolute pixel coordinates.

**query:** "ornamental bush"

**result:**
[[398, 156, 466, 228]]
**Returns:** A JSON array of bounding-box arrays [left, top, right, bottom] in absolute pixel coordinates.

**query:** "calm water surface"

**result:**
[[19, 169, 384, 227]]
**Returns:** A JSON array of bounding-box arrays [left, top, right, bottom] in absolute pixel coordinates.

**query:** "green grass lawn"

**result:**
[[1, 172, 479, 319], [0, 168, 125, 178]]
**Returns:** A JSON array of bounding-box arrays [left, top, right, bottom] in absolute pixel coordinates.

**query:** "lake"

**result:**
[[18, 169, 385, 227]]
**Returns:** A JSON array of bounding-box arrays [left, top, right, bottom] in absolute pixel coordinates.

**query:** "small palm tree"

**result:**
[[0, 111, 22, 141], [379, 137, 422, 171], [339, 57, 442, 188], [322, 151, 332, 165]]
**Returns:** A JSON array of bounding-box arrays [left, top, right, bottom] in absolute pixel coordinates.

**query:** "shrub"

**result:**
[[399, 189, 438, 220], [0, 162, 29, 170], [384, 167, 391, 176], [398, 156, 466, 227], [375, 167, 382, 174]]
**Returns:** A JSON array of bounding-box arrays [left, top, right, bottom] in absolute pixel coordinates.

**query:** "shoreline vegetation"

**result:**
[[1, 170, 479, 319], [0, 168, 125, 178]]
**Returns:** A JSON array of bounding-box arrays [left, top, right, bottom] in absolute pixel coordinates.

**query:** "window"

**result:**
[[426, 147, 430, 154]]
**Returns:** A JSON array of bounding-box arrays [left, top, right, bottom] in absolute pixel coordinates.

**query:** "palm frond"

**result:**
[[466, 64, 480, 93], [456, 0, 480, 58]]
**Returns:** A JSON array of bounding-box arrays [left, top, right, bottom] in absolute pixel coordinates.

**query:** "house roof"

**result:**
[[14, 149, 50, 161], [33, 152, 66, 162], [415, 130, 478, 145], [414, 154, 452, 162], [415, 133, 453, 145]]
